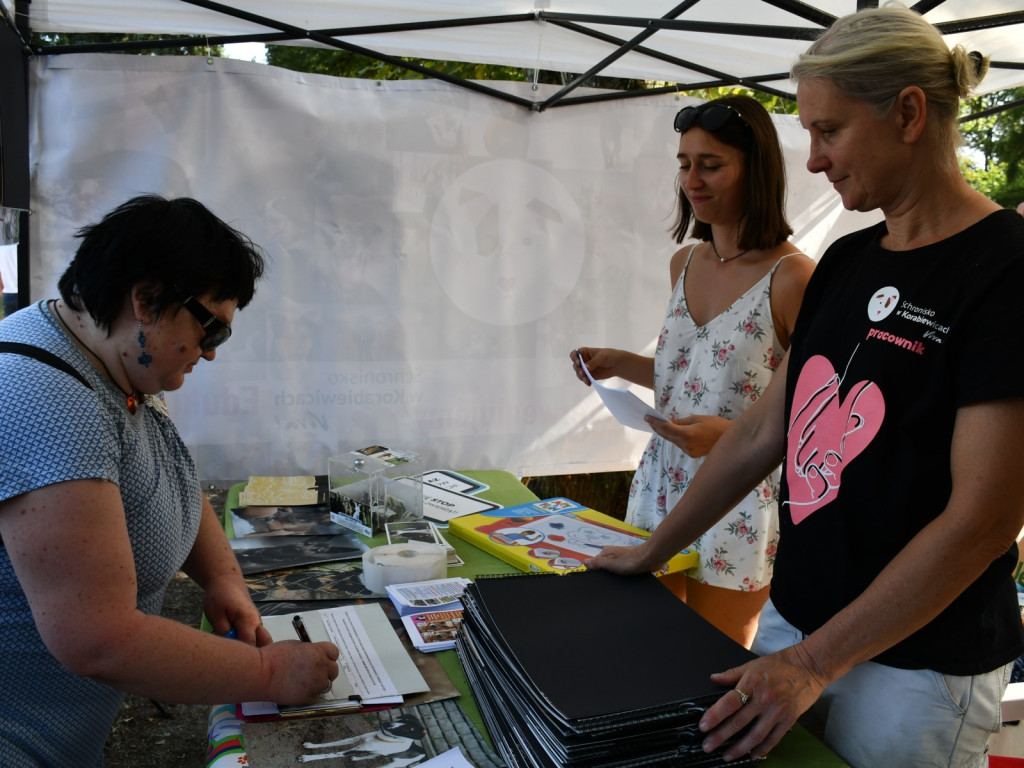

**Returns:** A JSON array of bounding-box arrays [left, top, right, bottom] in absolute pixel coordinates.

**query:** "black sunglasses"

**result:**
[[175, 287, 232, 352], [674, 103, 750, 134]]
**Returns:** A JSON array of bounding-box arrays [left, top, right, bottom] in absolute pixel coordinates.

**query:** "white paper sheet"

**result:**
[[579, 354, 668, 432], [320, 604, 432, 700], [419, 747, 475, 768]]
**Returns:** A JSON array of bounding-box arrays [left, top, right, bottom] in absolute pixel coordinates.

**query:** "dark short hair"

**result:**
[[670, 94, 793, 248], [58, 195, 267, 332]]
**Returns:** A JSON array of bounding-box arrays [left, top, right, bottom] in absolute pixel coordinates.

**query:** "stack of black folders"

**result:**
[[456, 569, 765, 768]]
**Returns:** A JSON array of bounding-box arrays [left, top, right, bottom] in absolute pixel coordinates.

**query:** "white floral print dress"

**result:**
[[625, 246, 789, 591]]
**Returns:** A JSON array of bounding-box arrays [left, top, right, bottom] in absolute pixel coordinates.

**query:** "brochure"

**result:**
[[402, 609, 464, 652], [385, 576, 471, 617]]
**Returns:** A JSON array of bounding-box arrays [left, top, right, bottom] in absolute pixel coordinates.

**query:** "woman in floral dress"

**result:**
[[572, 95, 815, 646]]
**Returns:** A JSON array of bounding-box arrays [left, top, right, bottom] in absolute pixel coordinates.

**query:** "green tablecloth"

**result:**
[[221, 470, 847, 767], [220, 471, 529, 738]]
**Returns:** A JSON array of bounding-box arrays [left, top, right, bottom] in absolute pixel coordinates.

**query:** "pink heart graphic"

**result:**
[[786, 355, 884, 524]]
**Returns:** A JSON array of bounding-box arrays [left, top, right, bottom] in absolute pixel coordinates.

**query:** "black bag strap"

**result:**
[[0, 342, 94, 390], [0, 342, 95, 547]]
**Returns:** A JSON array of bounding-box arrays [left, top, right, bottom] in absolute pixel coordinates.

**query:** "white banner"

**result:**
[[28, 54, 878, 482]]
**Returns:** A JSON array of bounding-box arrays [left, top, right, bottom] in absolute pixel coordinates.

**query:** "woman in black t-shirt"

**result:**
[[587, 6, 1024, 767]]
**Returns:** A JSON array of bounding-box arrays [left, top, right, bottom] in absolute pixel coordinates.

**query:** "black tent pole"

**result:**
[[13, 0, 31, 310]]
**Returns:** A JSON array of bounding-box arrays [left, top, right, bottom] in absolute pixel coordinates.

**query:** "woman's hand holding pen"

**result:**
[[258, 637, 341, 705]]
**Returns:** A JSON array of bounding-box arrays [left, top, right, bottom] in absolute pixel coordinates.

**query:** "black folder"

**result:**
[[456, 569, 764, 768]]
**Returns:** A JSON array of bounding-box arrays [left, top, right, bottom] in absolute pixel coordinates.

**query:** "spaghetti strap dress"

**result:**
[[625, 246, 792, 590]]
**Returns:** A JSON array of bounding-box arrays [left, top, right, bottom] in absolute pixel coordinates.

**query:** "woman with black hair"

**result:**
[[0, 195, 339, 766]]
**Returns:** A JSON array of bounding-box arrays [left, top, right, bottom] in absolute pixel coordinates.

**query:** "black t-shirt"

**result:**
[[774, 209, 1024, 675]]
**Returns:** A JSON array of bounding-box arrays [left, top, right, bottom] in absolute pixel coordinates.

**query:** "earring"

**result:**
[[137, 322, 153, 368]]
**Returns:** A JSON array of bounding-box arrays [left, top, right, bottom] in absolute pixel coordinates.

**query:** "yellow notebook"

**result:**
[[448, 497, 697, 576]]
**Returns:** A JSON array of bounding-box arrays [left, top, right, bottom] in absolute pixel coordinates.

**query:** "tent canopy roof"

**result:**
[[10, 1, 1024, 109]]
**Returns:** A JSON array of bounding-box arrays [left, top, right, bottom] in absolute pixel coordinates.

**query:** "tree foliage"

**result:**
[[266, 45, 650, 92], [266, 45, 803, 115], [31, 32, 221, 58], [266, 46, 527, 83], [959, 88, 1024, 208], [680, 87, 798, 115]]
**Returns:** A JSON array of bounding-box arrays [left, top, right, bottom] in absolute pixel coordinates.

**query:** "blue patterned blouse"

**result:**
[[0, 302, 202, 767]]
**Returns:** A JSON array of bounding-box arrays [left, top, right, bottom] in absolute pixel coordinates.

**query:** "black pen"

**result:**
[[292, 614, 311, 643]]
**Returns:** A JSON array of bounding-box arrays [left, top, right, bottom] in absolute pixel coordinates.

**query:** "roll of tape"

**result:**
[[362, 541, 447, 594]]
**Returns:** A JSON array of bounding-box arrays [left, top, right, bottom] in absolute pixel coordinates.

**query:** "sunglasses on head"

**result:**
[[674, 103, 750, 134], [174, 287, 232, 352]]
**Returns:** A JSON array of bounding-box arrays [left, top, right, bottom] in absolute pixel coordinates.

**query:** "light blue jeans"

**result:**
[[753, 600, 1012, 768]]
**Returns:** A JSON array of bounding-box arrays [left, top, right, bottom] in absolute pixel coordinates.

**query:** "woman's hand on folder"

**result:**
[[696, 643, 829, 761], [259, 639, 341, 705], [585, 540, 665, 574]]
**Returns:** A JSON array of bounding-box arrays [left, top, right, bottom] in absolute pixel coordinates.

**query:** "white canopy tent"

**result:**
[[11, 1, 1024, 104], [2, 2, 1022, 483]]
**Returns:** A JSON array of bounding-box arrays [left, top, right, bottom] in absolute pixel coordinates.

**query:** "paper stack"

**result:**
[[456, 570, 765, 768], [386, 576, 471, 617], [387, 576, 471, 652]]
